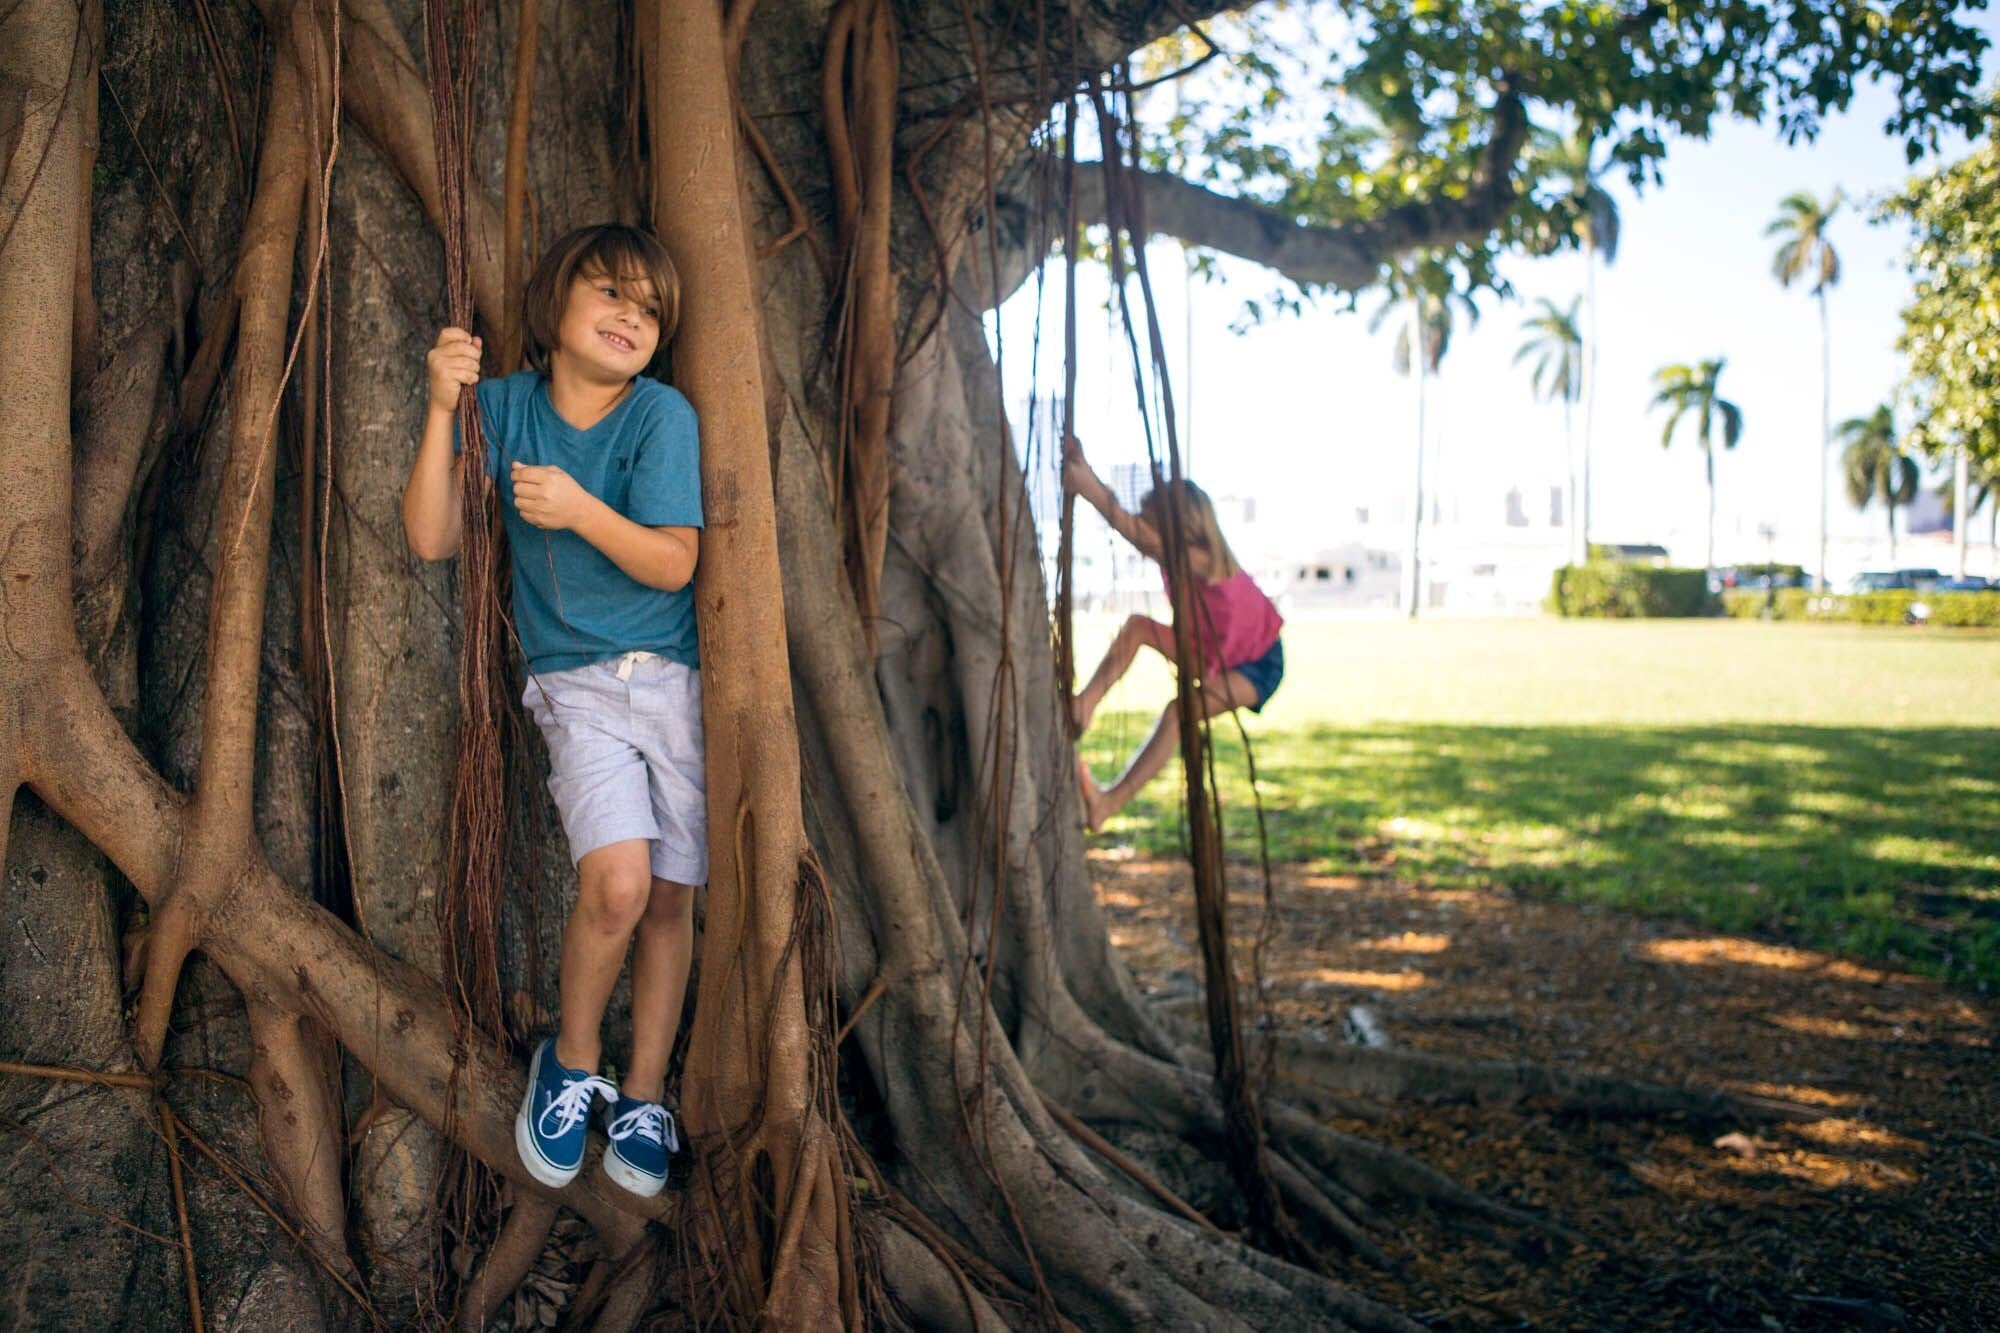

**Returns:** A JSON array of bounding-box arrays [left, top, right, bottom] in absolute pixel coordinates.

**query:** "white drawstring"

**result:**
[[613, 650, 658, 682]]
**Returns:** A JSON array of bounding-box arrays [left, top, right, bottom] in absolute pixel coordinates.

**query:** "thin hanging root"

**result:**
[[737, 98, 822, 269], [1041, 1092, 1218, 1235], [171, 1108, 385, 1323], [0, 1061, 155, 1090], [158, 1102, 206, 1333], [459, 1196, 559, 1330], [1260, 1035, 1821, 1123], [498, 0, 539, 372]]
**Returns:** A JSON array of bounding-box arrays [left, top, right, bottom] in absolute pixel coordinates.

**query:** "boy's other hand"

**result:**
[[427, 327, 482, 415], [511, 462, 591, 531]]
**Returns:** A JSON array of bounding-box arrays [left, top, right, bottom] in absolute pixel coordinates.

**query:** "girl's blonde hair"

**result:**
[[1139, 479, 1241, 580]]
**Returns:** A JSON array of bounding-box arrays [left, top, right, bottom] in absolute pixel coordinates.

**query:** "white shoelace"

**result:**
[[538, 1073, 617, 1139], [609, 1101, 679, 1155]]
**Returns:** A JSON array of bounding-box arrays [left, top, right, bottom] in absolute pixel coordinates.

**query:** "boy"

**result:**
[[403, 223, 704, 1198]]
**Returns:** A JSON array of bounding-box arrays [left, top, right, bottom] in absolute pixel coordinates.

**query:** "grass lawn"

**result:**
[[1075, 617, 2000, 991]]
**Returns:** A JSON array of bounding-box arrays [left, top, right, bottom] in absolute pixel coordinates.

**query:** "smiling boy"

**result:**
[[402, 223, 704, 1198]]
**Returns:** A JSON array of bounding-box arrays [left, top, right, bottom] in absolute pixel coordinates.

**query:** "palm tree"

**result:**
[[1543, 133, 1620, 558], [1515, 296, 1584, 562], [1768, 188, 1843, 589], [1839, 405, 1920, 563], [1369, 272, 1476, 616], [1650, 358, 1744, 573]]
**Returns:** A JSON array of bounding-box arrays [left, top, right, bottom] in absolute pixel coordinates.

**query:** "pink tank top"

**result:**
[[1163, 569, 1283, 671]]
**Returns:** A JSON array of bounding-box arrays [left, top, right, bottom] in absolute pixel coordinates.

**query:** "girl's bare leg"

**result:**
[[622, 877, 697, 1104], [1082, 671, 1260, 831], [1073, 614, 1175, 733]]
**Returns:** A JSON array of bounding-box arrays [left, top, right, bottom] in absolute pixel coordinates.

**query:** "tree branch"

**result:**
[[982, 86, 1529, 306]]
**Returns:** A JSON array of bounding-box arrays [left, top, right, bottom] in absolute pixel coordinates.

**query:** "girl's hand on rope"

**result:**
[[426, 327, 482, 415], [1063, 435, 1102, 502], [510, 462, 592, 532]]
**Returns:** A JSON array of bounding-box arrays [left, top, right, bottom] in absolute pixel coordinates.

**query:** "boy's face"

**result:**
[[554, 266, 661, 382]]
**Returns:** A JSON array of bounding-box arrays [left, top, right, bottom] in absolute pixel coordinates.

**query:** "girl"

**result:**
[[1065, 437, 1284, 831]]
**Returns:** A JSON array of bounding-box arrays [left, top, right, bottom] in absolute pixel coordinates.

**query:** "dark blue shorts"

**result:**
[[1229, 637, 1284, 713]]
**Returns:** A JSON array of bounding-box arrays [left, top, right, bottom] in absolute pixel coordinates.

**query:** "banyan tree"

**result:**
[[0, 0, 1983, 1327]]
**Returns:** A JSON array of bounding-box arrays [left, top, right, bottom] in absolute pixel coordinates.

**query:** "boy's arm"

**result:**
[[510, 462, 699, 591], [402, 405, 466, 560], [402, 327, 480, 560]]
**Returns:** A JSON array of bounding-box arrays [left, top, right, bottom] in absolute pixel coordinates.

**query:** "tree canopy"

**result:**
[[1883, 102, 2000, 469], [1080, 0, 1989, 307]]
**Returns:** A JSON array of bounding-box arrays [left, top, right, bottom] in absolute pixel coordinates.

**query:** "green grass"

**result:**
[[1076, 617, 2000, 991]]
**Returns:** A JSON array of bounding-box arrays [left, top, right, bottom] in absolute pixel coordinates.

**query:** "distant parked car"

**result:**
[[1848, 569, 1942, 593], [1934, 576, 1992, 592]]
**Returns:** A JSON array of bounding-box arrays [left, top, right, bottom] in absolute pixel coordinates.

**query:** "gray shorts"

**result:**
[[522, 653, 708, 884]]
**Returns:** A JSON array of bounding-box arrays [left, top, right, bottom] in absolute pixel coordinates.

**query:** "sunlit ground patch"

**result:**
[[1732, 1081, 1866, 1109], [1358, 931, 1451, 954], [1797, 1118, 1928, 1154], [1299, 967, 1428, 992], [1640, 937, 1896, 983]]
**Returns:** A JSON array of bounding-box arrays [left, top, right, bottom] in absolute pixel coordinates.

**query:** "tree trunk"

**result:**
[[1818, 288, 1832, 591]]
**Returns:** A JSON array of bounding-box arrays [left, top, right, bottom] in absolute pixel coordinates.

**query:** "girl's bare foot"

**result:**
[[1074, 754, 1107, 832]]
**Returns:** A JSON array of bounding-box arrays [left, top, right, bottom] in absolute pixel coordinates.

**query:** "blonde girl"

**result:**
[[1065, 437, 1285, 830]]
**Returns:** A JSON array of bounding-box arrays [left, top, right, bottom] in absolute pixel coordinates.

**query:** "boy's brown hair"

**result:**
[[520, 223, 682, 378]]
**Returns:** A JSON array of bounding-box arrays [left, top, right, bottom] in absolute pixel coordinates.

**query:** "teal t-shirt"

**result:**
[[464, 371, 702, 674]]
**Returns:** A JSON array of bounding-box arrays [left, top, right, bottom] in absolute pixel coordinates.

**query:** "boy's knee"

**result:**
[[579, 860, 653, 933], [640, 879, 696, 928]]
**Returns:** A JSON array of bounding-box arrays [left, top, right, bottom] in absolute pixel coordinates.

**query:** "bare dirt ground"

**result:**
[[1090, 851, 1999, 1331]]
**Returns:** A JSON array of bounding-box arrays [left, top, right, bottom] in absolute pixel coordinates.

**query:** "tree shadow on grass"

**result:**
[[1081, 719, 2000, 991]]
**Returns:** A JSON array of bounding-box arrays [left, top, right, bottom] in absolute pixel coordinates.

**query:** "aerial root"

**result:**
[[1042, 1091, 1219, 1234], [457, 1195, 558, 1331], [1258, 1033, 1821, 1121], [1266, 1150, 1392, 1268], [874, 1216, 1014, 1332], [126, 891, 201, 1071], [568, 1229, 657, 1333], [1267, 1103, 1589, 1249]]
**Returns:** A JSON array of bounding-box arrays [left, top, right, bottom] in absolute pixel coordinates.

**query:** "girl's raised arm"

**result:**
[[1064, 436, 1165, 563]]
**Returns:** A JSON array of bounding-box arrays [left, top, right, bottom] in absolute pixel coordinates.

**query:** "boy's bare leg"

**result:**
[[1073, 614, 1174, 733], [621, 878, 697, 1104], [1086, 672, 1258, 830], [555, 838, 654, 1074]]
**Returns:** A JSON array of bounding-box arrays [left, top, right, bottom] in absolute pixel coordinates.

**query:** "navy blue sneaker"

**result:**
[[514, 1038, 616, 1188], [604, 1095, 678, 1198]]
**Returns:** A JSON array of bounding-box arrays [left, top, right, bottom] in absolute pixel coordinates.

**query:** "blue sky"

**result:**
[[993, 7, 2000, 575]]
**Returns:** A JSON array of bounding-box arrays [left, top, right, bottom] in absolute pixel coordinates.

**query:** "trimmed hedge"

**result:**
[[1548, 563, 1719, 618], [1721, 588, 2000, 627]]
